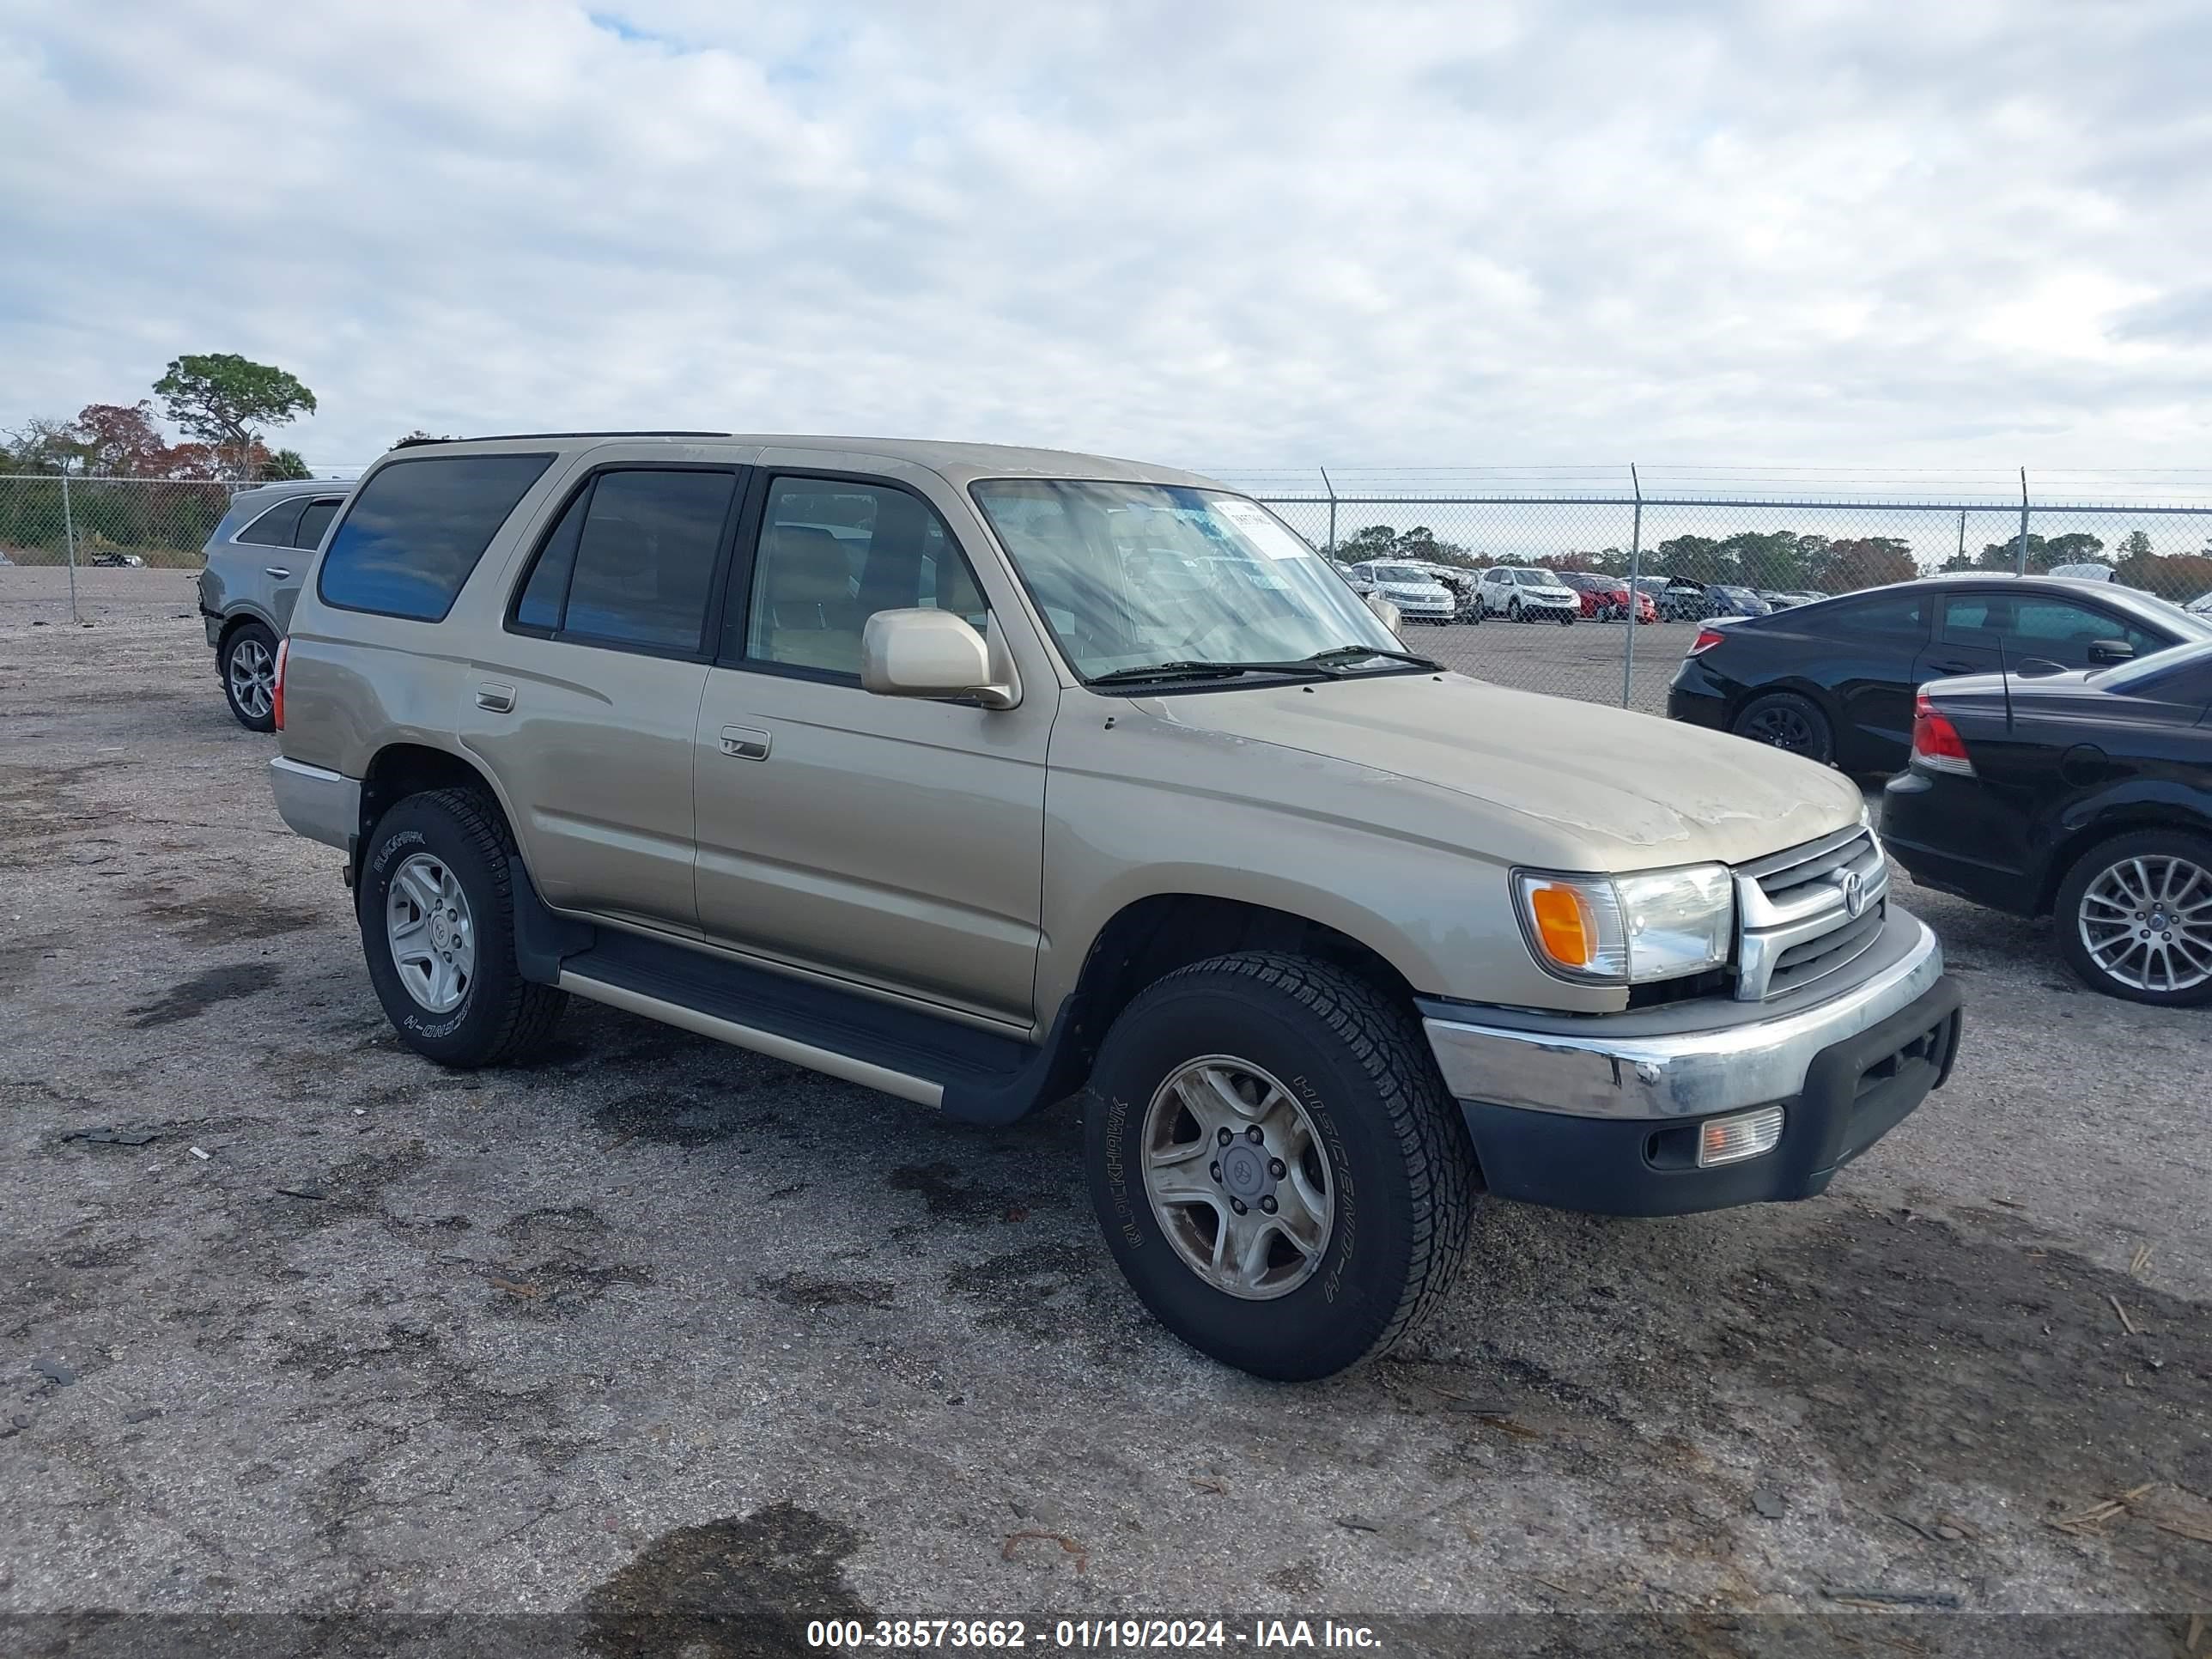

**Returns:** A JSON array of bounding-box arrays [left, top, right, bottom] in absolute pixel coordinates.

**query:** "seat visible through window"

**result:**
[[745, 479, 988, 678]]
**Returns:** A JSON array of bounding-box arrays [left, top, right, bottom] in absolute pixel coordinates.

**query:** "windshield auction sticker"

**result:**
[[1212, 499, 1316, 561]]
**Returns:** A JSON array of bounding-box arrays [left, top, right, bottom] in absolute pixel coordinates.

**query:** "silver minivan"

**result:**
[[198, 479, 352, 729]]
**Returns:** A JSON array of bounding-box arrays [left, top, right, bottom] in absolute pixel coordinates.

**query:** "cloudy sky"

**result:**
[[3, 0, 2208, 477]]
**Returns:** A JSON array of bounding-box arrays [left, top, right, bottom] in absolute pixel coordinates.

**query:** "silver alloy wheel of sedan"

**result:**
[[2077, 853, 2212, 994], [385, 851, 477, 1013], [1141, 1054, 1335, 1301], [228, 636, 275, 720]]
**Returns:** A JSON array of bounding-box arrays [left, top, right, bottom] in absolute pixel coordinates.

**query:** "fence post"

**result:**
[[60, 466, 80, 625], [2014, 467, 2030, 575], [1620, 463, 1643, 708], [1958, 508, 1966, 569], [1319, 465, 1339, 556]]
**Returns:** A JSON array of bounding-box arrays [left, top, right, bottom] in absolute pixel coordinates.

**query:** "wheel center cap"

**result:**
[[1218, 1143, 1269, 1200], [432, 917, 451, 949]]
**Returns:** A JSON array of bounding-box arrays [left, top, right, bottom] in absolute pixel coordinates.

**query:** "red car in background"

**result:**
[[1555, 570, 1657, 623]]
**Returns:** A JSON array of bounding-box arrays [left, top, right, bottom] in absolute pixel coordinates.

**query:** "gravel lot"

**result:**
[[3, 569, 2208, 1650]]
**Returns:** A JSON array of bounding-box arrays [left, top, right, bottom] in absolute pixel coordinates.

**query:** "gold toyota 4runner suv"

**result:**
[[268, 434, 1963, 1379]]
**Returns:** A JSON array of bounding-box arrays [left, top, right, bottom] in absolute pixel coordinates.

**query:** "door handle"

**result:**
[[719, 725, 771, 761], [475, 683, 517, 714], [264, 566, 292, 580]]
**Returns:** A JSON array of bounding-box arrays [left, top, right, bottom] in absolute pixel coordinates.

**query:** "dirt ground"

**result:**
[[2, 571, 2209, 1653]]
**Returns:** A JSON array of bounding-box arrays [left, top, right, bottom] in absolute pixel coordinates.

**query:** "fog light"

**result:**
[[1697, 1105, 1785, 1168]]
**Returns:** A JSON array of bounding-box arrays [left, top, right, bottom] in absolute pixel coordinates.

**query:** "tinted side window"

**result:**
[[559, 471, 738, 652], [1824, 592, 1926, 639], [743, 477, 985, 678], [237, 498, 307, 547], [319, 454, 553, 622], [511, 483, 590, 633], [293, 497, 342, 550], [2012, 599, 2164, 658]]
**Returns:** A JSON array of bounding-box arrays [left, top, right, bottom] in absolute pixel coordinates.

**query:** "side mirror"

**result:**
[[2087, 639, 2136, 665], [860, 610, 1018, 709]]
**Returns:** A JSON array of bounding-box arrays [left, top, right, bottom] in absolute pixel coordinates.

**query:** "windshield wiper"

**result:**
[[1085, 659, 1333, 686], [1085, 647, 1438, 689], [1300, 645, 1441, 671]]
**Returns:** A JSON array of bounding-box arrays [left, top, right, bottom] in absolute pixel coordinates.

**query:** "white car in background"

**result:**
[[1478, 566, 1579, 624], [1344, 561, 1455, 623]]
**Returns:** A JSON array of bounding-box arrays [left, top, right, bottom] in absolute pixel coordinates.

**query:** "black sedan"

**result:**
[[1667, 574, 2211, 774], [1883, 641, 2212, 1005]]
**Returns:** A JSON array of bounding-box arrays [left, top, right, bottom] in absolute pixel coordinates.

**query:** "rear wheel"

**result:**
[[2054, 830, 2212, 1006], [220, 621, 278, 732], [1084, 952, 1478, 1380], [358, 787, 567, 1066], [1732, 690, 1833, 764]]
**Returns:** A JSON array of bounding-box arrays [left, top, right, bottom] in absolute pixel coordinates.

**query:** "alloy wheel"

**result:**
[[1743, 702, 1815, 753], [228, 637, 275, 720], [2077, 855, 2212, 994], [385, 852, 477, 1013], [1140, 1055, 1334, 1300]]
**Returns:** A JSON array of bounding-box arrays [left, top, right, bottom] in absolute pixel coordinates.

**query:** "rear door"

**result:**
[[690, 463, 1051, 1025], [459, 459, 745, 934]]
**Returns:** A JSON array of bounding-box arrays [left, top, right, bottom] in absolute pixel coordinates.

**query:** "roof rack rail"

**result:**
[[393, 430, 734, 447]]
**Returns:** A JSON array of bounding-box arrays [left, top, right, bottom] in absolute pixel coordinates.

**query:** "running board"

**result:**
[[558, 971, 946, 1107], [533, 910, 1094, 1126]]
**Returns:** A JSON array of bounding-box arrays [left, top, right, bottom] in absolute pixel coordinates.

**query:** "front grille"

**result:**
[[1733, 825, 1888, 1000]]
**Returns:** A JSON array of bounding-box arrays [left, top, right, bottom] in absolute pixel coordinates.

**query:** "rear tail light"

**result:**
[[272, 637, 289, 732], [1911, 692, 1973, 775], [1689, 629, 1727, 655]]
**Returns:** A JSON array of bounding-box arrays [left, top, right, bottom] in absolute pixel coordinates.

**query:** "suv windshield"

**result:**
[[1510, 568, 1552, 584], [971, 481, 1402, 682]]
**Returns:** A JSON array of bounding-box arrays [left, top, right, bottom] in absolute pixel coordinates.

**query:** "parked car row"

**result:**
[[1666, 572, 2212, 1005]]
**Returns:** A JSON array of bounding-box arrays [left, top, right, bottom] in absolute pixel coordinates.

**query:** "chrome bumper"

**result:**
[[1421, 913, 1945, 1120], [269, 757, 359, 852]]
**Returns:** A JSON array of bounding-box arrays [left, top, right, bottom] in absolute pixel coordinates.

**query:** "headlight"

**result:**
[[1513, 865, 1734, 985]]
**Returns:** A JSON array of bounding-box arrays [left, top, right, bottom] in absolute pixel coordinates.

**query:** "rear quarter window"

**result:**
[[318, 453, 554, 622]]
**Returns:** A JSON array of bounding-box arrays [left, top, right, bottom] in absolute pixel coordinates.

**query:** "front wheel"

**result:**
[[1507, 599, 1522, 623], [1558, 611, 1575, 626], [2053, 830, 2212, 1006], [358, 787, 567, 1066], [1084, 953, 1478, 1381]]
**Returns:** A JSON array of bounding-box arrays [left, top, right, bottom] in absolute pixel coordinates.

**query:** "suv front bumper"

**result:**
[[1418, 910, 1961, 1216]]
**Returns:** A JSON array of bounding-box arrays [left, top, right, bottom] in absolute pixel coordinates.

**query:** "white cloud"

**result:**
[[1, 0, 2207, 473]]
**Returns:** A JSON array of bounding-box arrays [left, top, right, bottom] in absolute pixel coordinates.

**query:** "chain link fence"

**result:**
[[0, 473, 248, 570], [1212, 468, 2212, 714]]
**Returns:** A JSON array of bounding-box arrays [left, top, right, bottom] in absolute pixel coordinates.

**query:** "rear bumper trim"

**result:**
[[269, 757, 358, 852]]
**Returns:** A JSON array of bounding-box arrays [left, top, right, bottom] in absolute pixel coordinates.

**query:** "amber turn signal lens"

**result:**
[[1526, 882, 1595, 970]]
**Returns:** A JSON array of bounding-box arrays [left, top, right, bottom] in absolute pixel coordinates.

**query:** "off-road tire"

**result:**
[[1084, 951, 1479, 1381], [358, 787, 566, 1066]]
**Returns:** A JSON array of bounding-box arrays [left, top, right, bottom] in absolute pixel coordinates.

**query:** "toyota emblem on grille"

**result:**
[[1837, 868, 1867, 919]]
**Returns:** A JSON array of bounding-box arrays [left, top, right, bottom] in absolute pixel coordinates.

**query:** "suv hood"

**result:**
[[1136, 672, 1864, 869]]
